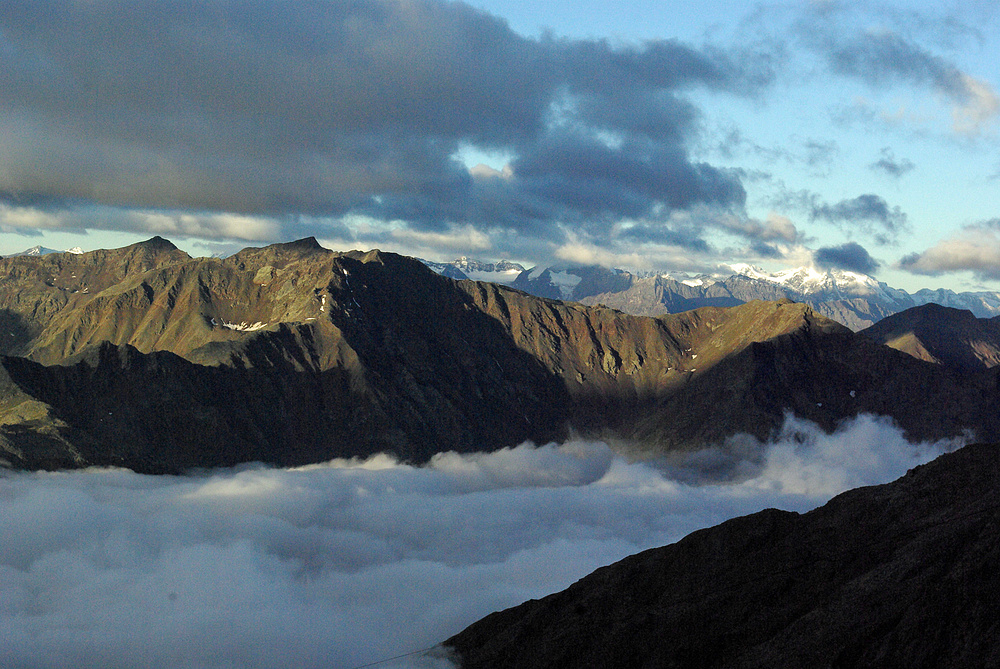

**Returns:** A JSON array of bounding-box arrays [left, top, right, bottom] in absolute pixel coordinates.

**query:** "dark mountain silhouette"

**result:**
[[0, 238, 997, 472], [445, 442, 1000, 668], [861, 302, 1000, 372]]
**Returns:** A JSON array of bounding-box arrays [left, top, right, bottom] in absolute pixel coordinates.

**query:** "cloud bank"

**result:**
[[0, 0, 760, 255], [899, 219, 1000, 281], [5, 0, 994, 281], [0, 414, 966, 668], [809, 194, 908, 245]]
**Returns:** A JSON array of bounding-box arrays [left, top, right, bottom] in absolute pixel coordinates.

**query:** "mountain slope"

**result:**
[[0, 236, 190, 356], [861, 303, 1000, 372], [629, 311, 1000, 450], [445, 442, 1000, 668]]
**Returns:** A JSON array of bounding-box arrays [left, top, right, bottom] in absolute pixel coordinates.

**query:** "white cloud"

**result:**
[[952, 74, 1000, 136], [0, 204, 69, 230], [554, 237, 663, 271], [0, 204, 283, 243], [390, 225, 493, 253], [468, 163, 514, 180], [899, 221, 1000, 280], [130, 211, 282, 241], [0, 414, 966, 668]]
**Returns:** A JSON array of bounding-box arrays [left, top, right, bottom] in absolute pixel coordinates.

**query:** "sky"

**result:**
[[1, 0, 999, 292], [0, 414, 968, 668]]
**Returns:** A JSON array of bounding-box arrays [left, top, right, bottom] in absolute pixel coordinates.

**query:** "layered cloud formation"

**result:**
[[0, 1, 756, 247], [1, 1, 997, 285], [0, 414, 966, 669], [899, 219, 1000, 281]]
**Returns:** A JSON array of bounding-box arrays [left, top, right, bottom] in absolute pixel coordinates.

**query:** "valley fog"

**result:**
[[0, 414, 966, 669]]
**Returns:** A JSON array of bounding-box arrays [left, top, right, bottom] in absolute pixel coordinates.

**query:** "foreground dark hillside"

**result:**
[[0, 238, 997, 472], [446, 442, 1000, 668]]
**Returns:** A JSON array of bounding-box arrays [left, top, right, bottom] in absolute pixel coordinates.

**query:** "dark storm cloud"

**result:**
[[0, 0, 758, 244], [814, 241, 880, 274], [619, 223, 712, 253], [509, 132, 746, 227], [0, 225, 43, 238], [750, 241, 784, 259], [869, 147, 916, 178], [809, 194, 908, 243]]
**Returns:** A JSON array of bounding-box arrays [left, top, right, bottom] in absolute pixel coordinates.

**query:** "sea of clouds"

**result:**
[[0, 413, 969, 669]]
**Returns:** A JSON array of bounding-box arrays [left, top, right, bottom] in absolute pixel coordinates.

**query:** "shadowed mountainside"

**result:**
[[445, 442, 1000, 668], [0, 238, 997, 472], [861, 302, 1000, 372]]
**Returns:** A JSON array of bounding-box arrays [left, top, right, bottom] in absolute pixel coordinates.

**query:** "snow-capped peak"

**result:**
[[420, 256, 525, 285], [6, 245, 86, 258], [726, 263, 769, 279], [722, 263, 909, 303]]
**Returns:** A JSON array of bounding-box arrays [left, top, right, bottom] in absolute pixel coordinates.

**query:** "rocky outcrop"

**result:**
[[445, 442, 1000, 668]]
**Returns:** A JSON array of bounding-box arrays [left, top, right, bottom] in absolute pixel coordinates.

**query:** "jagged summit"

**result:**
[[275, 236, 324, 251], [724, 263, 908, 303], [7, 245, 60, 257], [421, 256, 526, 283], [231, 236, 328, 256], [424, 255, 1000, 330], [6, 245, 86, 258], [503, 262, 925, 330], [226, 237, 333, 270]]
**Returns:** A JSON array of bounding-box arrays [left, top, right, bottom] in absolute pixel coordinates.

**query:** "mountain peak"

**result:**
[[861, 302, 1000, 371], [227, 237, 330, 269], [275, 237, 324, 252], [134, 236, 179, 251]]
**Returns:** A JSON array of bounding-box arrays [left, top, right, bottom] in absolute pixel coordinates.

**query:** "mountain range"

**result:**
[[4, 245, 85, 257], [1, 237, 999, 473], [424, 258, 1000, 330], [20, 243, 1000, 331]]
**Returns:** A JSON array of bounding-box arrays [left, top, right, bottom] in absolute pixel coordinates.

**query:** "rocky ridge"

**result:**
[[0, 238, 997, 472]]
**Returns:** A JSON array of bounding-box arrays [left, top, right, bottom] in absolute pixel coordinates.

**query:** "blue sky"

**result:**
[[1, 1, 998, 292]]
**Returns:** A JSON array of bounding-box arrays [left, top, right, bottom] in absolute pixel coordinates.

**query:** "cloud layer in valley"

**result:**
[[0, 414, 967, 669]]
